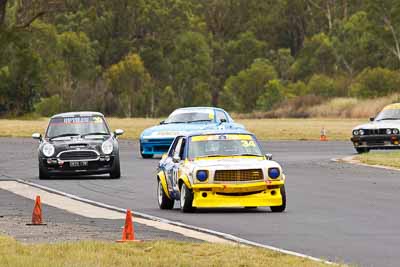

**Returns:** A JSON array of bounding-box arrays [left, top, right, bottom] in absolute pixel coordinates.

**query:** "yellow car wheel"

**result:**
[[270, 185, 286, 213], [157, 179, 174, 209], [180, 183, 194, 213]]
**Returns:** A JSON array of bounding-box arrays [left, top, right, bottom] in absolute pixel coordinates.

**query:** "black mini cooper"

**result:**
[[32, 112, 124, 179]]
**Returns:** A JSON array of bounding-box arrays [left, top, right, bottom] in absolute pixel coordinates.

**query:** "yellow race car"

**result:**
[[156, 131, 286, 212]]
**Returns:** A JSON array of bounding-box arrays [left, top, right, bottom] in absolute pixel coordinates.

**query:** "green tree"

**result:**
[[170, 31, 212, 106], [350, 67, 400, 98], [284, 81, 308, 98], [0, 33, 43, 115], [290, 33, 336, 81], [307, 74, 337, 97], [105, 53, 152, 117], [333, 11, 380, 75], [221, 58, 277, 113], [270, 48, 294, 81], [256, 79, 285, 111], [366, 0, 400, 67], [224, 31, 267, 76], [157, 86, 179, 116]]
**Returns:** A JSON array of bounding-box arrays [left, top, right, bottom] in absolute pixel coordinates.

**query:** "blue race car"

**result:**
[[139, 107, 245, 158]]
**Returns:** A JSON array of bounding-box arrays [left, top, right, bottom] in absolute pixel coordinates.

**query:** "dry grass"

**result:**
[[107, 118, 161, 139], [0, 235, 335, 267], [0, 117, 365, 141], [356, 151, 400, 168], [308, 95, 400, 118], [238, 118, 364, 140], [308, 98, 359, 117], [0, 117, 163, 140], [234, 95, 400, 119]]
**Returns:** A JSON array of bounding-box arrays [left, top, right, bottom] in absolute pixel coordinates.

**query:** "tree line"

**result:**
[[1, 0, 400, 117]]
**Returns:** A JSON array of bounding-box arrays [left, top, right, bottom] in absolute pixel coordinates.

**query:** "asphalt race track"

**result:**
[[1, 137, 399, 267]]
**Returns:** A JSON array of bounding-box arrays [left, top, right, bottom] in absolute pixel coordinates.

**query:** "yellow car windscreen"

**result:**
[[188, 134, 262, 158]]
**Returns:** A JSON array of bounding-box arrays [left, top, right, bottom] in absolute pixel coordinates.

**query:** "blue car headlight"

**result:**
[[268, 168, 280, 179], [196, 170, 208, 182]]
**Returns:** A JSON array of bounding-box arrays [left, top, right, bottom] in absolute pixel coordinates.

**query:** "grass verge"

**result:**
[[0, 235, 334, 267], [0, 117, 364, 141], [355, 151, 400, 169]]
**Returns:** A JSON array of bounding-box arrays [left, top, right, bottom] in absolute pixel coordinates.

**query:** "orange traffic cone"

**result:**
[[320, 128, 328, 141], [26, 196, 46, 225], [117, 209, 141, 242]]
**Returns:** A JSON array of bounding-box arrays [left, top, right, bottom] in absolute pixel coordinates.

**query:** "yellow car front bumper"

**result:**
[[191, 181, 284, 208]]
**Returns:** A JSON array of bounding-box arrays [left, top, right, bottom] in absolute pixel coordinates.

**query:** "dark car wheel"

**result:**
[[38, 162, 50, 180], [355, 147, 369, 154], [157, 179, 174, 209], [270, 185, 286, 213], [109, 155, 121, 179], [180, 183, 195, 213], [140, 144, 153, 159]]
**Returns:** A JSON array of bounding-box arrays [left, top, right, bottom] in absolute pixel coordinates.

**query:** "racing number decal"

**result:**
[[241, 140, 256, 147]]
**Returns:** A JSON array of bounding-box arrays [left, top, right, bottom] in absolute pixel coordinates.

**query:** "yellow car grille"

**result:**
[[214, 169, 264, 182]]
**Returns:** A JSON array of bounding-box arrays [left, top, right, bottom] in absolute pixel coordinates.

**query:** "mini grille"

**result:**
[[214, 169, 263, 182], [59, 150, 98, 161]]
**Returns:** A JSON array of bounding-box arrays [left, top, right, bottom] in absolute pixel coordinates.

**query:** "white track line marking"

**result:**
[[11, 179, 336, 265]]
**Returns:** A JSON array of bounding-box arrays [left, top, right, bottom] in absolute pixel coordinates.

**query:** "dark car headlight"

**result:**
[[268, 168, 280, 179], [196, 170, 208, 182]]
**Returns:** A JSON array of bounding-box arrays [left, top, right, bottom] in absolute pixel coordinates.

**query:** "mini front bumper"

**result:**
[[41, 156, 115, 176], [191, 181, 284, 208], [351, 135, 400, 149]]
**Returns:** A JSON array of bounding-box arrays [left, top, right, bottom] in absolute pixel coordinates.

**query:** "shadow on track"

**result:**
[[37, 174, 114, 180], [163, 207, 288, 214]]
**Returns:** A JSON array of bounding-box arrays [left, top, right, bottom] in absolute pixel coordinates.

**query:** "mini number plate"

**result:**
[[69, 161, 88, 167]]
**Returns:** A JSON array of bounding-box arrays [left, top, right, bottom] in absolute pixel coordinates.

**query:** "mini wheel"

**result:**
[[109, 154, 121, 179], [38, 162, 50, 180]]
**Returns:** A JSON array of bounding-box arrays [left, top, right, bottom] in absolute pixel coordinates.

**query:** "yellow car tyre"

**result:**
[[180, 183, 194, 213], [270, 185, 286, 213], [157, 179, 174, 209]]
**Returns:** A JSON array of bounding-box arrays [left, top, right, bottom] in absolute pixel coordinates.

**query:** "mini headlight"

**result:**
[[386, 129, 392, 135], [359, 129, 364, 136], [196, 170, 208, 182], [393, 129, 399, 134], [268, 167, 280, 179], [42, 143, 55, 157], [101, 140, 113, 154], [353, 130, 359, 136]]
